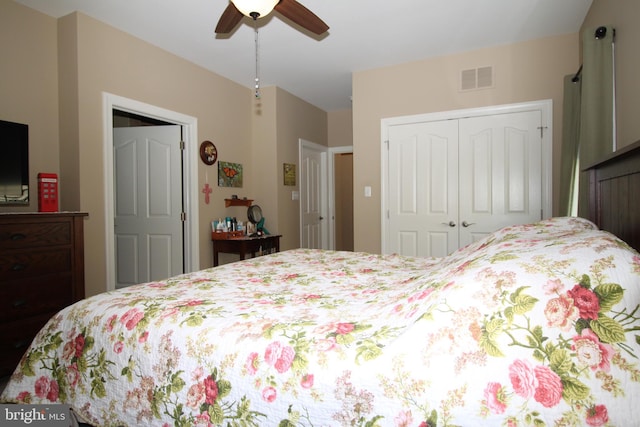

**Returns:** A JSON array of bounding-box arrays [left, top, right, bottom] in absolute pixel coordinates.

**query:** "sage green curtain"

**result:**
[[579, 26, 615, 165], [559, 74, 581, 216], [577, 25, 616, 217]]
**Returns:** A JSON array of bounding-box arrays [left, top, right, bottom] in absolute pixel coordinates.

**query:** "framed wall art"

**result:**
[[218, 161, 243, 188], [283, 163, 296, 186], [199, 140, 217, 165]]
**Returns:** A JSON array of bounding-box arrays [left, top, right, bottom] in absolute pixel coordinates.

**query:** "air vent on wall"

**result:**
[[460, 66, 493, 91]]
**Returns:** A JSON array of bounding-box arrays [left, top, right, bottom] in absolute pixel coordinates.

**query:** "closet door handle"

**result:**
[[442, 221, 456, 227], [462, 221, 476, 228]]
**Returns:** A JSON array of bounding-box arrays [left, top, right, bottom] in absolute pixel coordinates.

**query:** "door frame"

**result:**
[[380, 99, 553, 254], [102, 92, 199, 291]]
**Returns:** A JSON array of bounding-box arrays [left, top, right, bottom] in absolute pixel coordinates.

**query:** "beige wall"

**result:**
[[61, 12, 254, 296], [275, 87, 328, 250], [582, 0, 640, 149], [8, 0, 637, 292], [352, 33, 580, 253], [1, 3, 329, 296], [0, 1, 59, 212], [328, 109, 353, 148], [245, 85, 328, 252]]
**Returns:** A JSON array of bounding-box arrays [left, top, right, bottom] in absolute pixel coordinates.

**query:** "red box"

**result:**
[[37, 173, 58, 212]]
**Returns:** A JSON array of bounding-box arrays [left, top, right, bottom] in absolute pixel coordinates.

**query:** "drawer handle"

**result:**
[[12, 263, 27, 271], [10, 233, 27, 241], [12, 299, 27, 308]]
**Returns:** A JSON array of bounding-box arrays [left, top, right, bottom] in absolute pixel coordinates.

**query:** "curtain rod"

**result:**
[[572, 65, 583, 83]]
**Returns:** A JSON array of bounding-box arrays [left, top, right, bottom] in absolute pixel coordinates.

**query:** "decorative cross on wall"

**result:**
[[202, 183, 212, 204]]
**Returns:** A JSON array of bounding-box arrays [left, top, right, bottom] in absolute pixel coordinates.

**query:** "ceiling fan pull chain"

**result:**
[[254, 18, 261, 99]]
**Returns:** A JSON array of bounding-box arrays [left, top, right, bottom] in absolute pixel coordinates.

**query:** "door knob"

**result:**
[[442, 221, 456, 227], [462, 221, 476, 227]]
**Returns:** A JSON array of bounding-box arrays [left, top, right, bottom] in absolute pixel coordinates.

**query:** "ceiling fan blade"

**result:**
[[215, 3, 244, 34], [274, 0, 329, 35]]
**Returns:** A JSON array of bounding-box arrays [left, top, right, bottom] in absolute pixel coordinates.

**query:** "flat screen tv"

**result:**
[[0, 119, 29, 205]]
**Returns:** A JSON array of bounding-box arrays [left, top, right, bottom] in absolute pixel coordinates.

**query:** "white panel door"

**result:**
[[387, 120, 459, 257], [300, 141, 327, 249], [386, 110, 543, 257], [113, 125, 183, 288], [458, 111, 542, 247]]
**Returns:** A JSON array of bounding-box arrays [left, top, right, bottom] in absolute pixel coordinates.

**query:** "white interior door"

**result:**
[[458, 111, 542, 246], [113, 125, 183, 288], [387, 120, 459, 257], [385, 108, 545, 257], [300, 140, 328, 249]]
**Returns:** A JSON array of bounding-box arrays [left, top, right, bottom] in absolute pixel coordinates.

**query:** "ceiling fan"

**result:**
[[215, 0, 329, 35]]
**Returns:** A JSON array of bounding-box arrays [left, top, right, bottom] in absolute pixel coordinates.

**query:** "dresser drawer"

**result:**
[[0, 212, 86, 377], [0, 249, 71, 280], [0, 221, 71, 250], [0, 312, 57, 377], [0, 274, 73, 322]]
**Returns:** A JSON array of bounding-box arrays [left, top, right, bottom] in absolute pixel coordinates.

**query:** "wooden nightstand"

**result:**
[[212, 233, 281, 266]]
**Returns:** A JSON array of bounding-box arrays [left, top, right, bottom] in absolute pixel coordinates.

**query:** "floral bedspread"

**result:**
[[2, 217, 640, 426]]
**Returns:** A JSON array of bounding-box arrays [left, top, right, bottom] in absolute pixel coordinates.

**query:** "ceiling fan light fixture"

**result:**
[[231, 0, 279, 19]]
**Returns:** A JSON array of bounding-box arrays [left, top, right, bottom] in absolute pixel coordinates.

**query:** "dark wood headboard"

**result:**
[[585, 139, 640, 253]]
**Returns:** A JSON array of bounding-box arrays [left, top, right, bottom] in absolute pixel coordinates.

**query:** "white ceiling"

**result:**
[[13, 0, 593, 111]]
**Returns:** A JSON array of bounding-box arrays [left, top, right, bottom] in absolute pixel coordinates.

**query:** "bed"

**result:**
[[1, 214, 639, 426], [3, 141, 640, 426], [585, 139, 640, 253]]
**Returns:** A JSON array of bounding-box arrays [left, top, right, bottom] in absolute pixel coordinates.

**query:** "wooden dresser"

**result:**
[[0, 212, 87, 376]]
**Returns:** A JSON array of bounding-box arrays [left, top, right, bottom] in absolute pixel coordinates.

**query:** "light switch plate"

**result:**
[[364, 186, 372, 197]]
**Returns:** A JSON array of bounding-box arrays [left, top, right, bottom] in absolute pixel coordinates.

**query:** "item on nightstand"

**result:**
[[246, 222, 255, 236], [247, 205, 269, 236]]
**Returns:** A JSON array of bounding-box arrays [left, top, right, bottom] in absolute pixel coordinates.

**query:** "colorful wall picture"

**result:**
[[283, 163, 296, 186], [218, 161, 243, 188]]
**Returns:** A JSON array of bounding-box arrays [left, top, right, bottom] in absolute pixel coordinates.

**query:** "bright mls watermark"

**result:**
[[1, 405, 72, 426]]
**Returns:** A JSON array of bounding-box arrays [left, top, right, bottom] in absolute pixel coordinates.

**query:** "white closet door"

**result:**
[[386, 109, 544, 257], [458, 111, 543, 247], [387, 120, 459, 257]]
